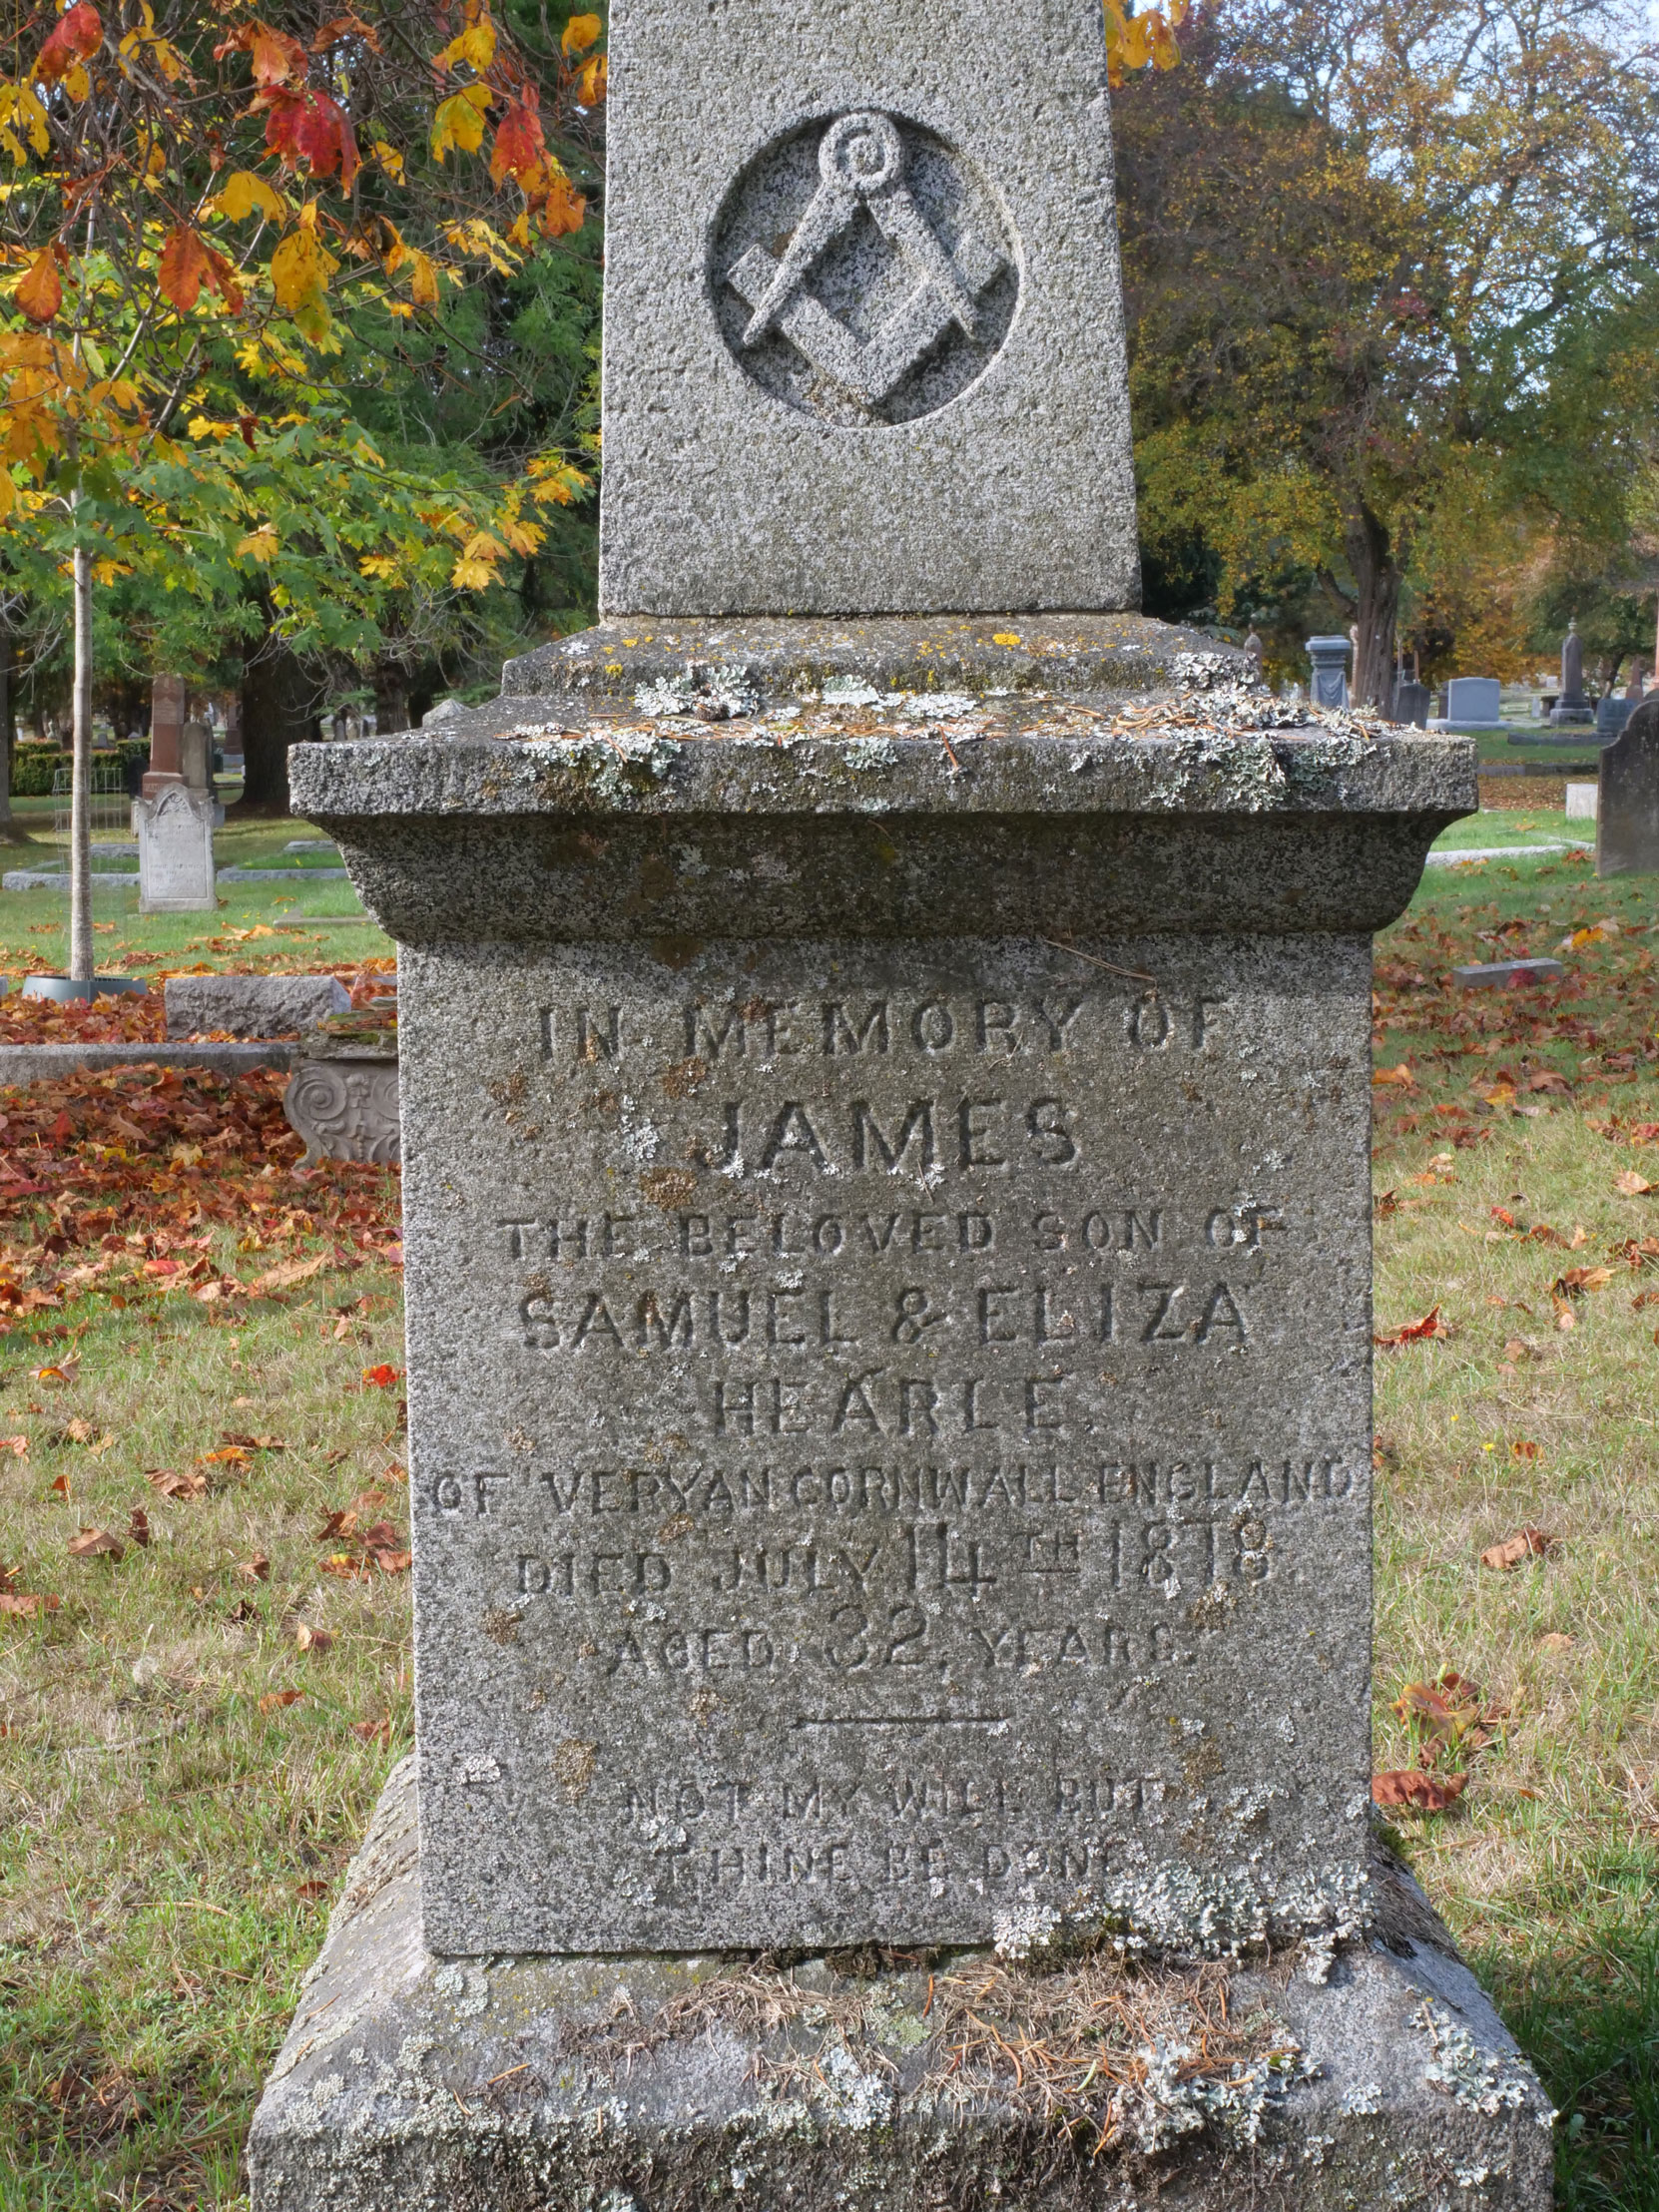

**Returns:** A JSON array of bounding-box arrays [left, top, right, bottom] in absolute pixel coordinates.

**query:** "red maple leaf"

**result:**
[[36, 3, 102, 86]]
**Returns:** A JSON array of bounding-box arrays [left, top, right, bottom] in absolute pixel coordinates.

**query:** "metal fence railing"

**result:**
[[52, 761, 134, 848]]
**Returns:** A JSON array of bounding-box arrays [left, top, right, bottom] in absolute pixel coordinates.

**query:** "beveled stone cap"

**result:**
[[291, 725, 1476, 944]]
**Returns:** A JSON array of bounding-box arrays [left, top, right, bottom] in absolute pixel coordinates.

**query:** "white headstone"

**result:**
[[137, 787, 217, 912]]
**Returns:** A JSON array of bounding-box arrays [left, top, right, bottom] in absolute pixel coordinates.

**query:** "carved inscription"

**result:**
[[413, 952, 1373, 1946]]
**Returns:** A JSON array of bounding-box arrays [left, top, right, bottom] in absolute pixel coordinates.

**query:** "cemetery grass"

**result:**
[[1373, 846, 1659, 2212], [0, 799, 390, 983], [0, 841, 1655, 2207], [0, 1075, 406, 2212]]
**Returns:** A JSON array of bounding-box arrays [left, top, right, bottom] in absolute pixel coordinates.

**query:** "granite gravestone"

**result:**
[[164, 973, 349, 1039], [142, 672, 186, 798], [1598, 697, 1659, 876], [247, 2, 1554, 2203], [1441, 676, 1502, 727], [411, 924, 1374, 1956], [1596, 693, 1633, 741], [1306, 634, 1350, 708], [1551, 620, 1593, 725], [136, 784, 216, 913]]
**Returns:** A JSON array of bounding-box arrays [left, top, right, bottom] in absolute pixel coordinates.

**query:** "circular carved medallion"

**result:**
[[710, 110, 1020, 428]]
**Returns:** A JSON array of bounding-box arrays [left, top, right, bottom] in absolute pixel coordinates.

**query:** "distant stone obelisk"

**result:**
[[1551, 618, 1593, 725]]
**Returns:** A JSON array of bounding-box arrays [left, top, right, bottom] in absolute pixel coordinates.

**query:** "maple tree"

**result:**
[[0, 0, 604, 971], [1116, 0, 1659, 703]]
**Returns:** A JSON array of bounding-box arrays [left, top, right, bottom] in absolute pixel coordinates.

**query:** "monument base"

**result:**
[[248, 1764, 1553, 2211]]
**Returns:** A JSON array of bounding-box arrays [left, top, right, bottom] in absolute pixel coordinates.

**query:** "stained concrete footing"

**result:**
[[247, 1762, 1554, 2211], [0, 1042, 296, 1085]]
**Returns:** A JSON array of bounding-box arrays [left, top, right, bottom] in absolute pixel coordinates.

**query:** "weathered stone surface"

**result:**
[[600, 4, 1138, 615], [137, 785, 216, 913], [246, 1759, 1555, 2212], [291, 725, 1474, 949], [493, 615, 1232, 725], [289, 721, 1475, 1957], [1597, 699, 1659, 877], [165, 973, 349, 1040]]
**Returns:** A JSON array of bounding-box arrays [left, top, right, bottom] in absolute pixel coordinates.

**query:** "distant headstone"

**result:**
[[1452, 957, 1566, 989], [1390, 678, 1430, 727], [1242, 628, 1264, 673], [180, 719, 213, 793], [136, 787, 216, 913], [1625, 668, 1647, 704], [1565, 782, 1598, 821], [143, 673, 186, 798], [1550, 620, 1593, 725], [1306, 634, 1351, 708], [165, 973, 349, 1040], [1440, 676, 1502, 727], [1595, 694, 1633, 741], [1597, 697, 1659, 876]]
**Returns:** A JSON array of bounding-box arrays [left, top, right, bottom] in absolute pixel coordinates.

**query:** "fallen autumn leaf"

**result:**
[[67, 1527, 124, 1561], [1372, 1770, 1468, 1811], [1376, 1306, 1446, 1347], [1480, 1526, 1556, 1571]]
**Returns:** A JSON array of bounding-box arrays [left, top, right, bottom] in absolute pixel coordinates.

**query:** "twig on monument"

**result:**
[[1040, 936, 1158, 986]]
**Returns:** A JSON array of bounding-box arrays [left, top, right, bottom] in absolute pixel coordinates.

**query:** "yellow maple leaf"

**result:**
[[407, 250, 439, 307], [574, 53, 606, 102], [237, 524, 279, 564], [218, 170, 286, 224], [435, 19, 496, 72], [431, 84, 491, 162], [562, 12, 602, 53], [450, 555, 497, 589], [270, 224, 337, 315], [359, 554, 400, 580], [371, 139, 405, 184], [526, 456, 591, 505]]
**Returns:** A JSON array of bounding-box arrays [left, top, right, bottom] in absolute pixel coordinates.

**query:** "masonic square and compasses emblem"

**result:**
[[711, 110, 1020, 426]]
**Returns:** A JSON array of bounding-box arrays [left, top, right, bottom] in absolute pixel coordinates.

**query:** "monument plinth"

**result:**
[[247, 0, 1554, 2199]]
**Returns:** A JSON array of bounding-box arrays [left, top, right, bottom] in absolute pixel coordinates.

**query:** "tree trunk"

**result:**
[[372, 659, 409, 736], [239, 623, 318, 815], [0, 628, 18, 845], [69, 524, 94, 983], [1345, 505, 1402, 712]]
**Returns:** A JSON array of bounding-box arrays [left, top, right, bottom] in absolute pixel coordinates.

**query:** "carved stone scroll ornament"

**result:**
[[282, 1059, 400, 1167]]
